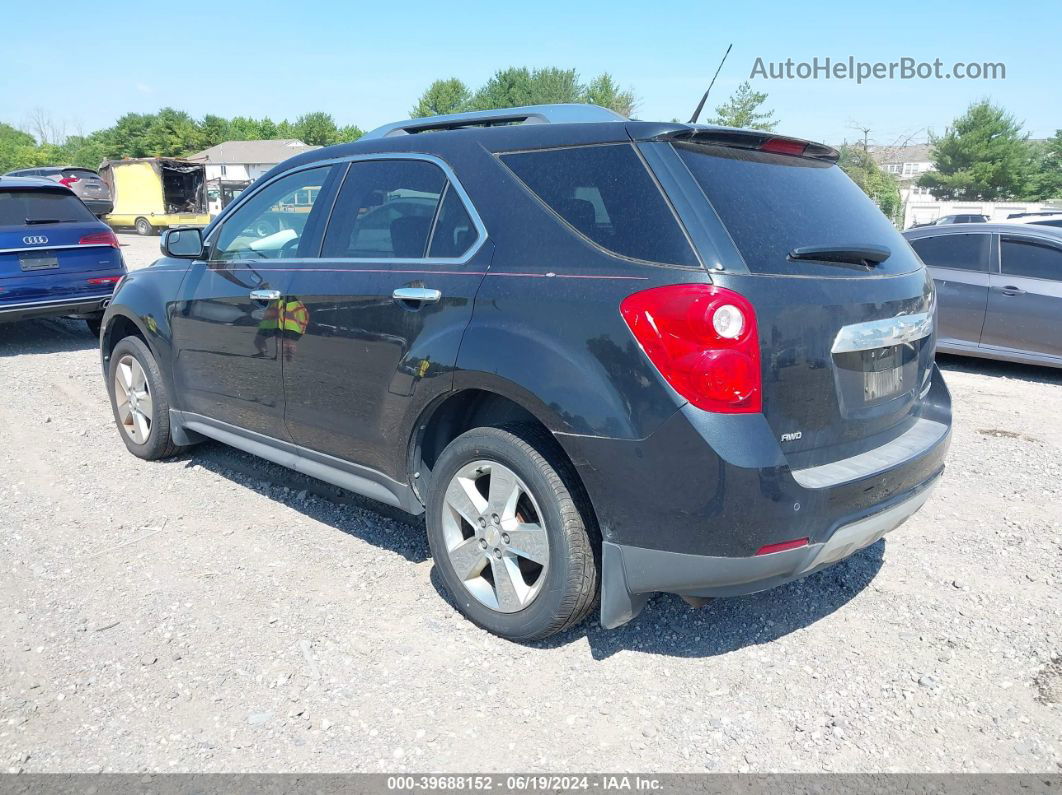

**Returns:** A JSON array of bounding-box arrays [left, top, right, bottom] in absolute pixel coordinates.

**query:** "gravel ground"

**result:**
[[0, 234, 1059, 773]]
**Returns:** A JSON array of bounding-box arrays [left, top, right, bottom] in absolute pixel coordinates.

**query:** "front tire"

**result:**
[[426, 426, 598, 641], [134, 217, 154, 236], [107, 336, 185, 460]]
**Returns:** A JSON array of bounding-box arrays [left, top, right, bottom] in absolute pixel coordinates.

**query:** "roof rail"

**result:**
[[362, 103, 626, 140]]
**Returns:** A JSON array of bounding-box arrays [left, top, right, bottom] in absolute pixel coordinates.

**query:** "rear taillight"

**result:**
[[87, 276, 122, 286], [79, 230, 120, 249], [58, 176, 81, 186], [620, 284, 762, 413]]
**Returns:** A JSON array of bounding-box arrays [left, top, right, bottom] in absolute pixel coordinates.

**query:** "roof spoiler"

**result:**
[[363, 104, 627, 140], [658, 127, 840, 163]]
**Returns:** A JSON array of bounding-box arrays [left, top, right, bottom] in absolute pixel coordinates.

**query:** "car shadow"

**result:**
[[0, 317, 99, 357], [174, 438, 883, 656], [937, 353, 1062, 386], [429, 538, 885, 659], [187, 440, 429, 563]]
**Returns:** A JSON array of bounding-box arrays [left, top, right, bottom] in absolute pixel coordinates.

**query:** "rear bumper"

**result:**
[[557, 365, 951, 629], [83, 200, 114, 216], [0, 293, 113, 323], [600, 474, 939, 628]]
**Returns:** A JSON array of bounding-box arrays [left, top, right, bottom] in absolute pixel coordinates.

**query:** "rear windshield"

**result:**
[[0, 189, 95, 226], [62, 168, 99, 178], [676, 143, 916, 275], [500, 144, 697, 266]]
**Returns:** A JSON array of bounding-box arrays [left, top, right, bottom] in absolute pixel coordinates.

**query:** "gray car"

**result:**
[[3, 166, 113, 216], [904, 223, 1062, 368]]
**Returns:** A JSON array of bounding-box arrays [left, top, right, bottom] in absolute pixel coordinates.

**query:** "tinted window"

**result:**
[[213, 166, 333, 261], [910, 234, 989, 272], [1001, 238, 1062, 281], [0, 189, 95, 226], [428, 186, 477, 258], [500, 144, 697, 266], [677, 143, 914, 275], [322, 160, 446, 259]]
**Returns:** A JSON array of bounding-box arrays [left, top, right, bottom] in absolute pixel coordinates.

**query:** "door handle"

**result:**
[[393, 287, 442, 304], [999, 285, 1026, 296], [250, 289, 281, 302]]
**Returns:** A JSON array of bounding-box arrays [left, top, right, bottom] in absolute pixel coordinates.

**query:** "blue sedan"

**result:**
[[0, 177, 127, 336]]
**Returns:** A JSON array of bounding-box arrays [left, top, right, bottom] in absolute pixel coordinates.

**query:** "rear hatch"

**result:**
[[62, 168, 111, 203], [672, 136, 935, 465], [0, 187, 124, 301]]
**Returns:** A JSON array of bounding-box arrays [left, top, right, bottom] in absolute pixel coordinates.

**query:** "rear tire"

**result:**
[[425, 425, 598, 642], [135, 217, 154, 236], [107, 336, 185, 460]]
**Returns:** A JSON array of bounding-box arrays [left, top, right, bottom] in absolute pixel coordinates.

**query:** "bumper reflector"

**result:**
[[755, 537, 809, 556]]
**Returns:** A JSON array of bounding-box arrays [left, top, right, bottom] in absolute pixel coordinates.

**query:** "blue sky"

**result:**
[[1, 0, 1057, 146]]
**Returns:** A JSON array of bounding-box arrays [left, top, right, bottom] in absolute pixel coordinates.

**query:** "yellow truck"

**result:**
[[98, 158, 210, 236]]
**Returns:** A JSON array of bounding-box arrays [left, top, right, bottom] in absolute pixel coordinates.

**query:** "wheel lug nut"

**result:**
[[479, 539, 487, 549], [493, 548, 501, 558], [502, 533, 510, 544], [478, 517, 486, 527], [491, 514, 500, 524]]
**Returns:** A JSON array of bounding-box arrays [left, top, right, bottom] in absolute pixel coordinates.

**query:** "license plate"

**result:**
[[864, 347, 903, 400], [19, 252, 59, 271]]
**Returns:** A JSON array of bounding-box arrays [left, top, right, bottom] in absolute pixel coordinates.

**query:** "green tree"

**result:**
[[0, 122, 40, 172], [1029, 130, 1062, 200], [293, 112, 341, 146], [584, 72, 637, 117], [337, 123, 364, 142], [838, 145, 902, 223], [710, 81, 777, 131], [411, 78, 472, 118], [469, 67, 583, 110], [142, 108, 202, 157], [413, 68, 638, 119], [918, 100, 1034, 201]]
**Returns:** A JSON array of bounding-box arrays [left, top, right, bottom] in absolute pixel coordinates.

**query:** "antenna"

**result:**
[[687, 43, 733, 125]]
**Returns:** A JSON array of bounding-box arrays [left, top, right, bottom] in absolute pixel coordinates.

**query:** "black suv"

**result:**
[[100, 104, 951, 641]]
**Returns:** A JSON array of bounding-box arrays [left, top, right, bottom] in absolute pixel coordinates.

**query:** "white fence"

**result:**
[[903, 199, 1062, 229]]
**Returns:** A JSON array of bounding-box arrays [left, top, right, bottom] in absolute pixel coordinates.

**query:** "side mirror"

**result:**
[[161, 227, 204, 259]]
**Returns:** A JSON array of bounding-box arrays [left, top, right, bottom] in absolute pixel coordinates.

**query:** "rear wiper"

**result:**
[[789, 244, 891, 267], [25, 218, 62, 225]]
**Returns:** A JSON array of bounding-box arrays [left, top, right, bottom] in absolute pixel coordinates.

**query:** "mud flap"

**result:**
[[600, 542, 650, 629]]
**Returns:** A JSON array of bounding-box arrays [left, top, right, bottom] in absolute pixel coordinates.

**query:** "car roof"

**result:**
[[904, 222, 1062, 241], [269, 105, 836, 181]]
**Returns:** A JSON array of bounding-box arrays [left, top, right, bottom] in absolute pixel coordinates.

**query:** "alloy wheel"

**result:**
[[113, 354, 153, 444], [441, 460, 550, 613]]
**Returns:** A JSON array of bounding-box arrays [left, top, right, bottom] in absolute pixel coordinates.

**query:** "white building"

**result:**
[[868, 143, 936, 203], [187, 139, 321, 215], [188, 139, 320, 182]]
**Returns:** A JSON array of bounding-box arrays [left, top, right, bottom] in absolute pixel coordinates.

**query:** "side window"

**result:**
[[428, 186, 477, 258], [910, 234, 990, 272], [1001, 237, 1062, 281], [500, 144, 697, 266], [322, 160, 446, 259], [212, 166, 333, 261]]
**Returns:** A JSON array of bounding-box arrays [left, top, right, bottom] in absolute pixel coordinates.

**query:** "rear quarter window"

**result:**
[[676, 143, 918, 276], [500, 143, 697, 266], [0, 189, 95, 226]]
